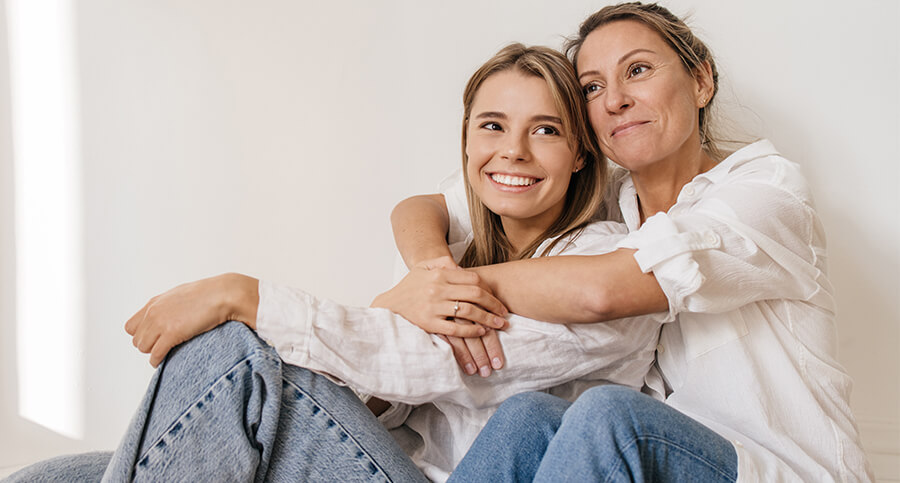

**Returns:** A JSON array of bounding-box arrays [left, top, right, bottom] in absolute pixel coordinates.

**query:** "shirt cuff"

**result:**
[[255, 279, 314, 366], [616, 212, 720, 320]]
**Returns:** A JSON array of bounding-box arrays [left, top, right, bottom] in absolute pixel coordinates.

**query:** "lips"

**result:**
[[610, 120, 649, 137], [490, 173, 541, 187]]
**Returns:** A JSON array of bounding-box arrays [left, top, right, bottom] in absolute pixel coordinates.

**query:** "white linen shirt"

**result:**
[[256, 222, 662, 482], [443, 139, 873, 482]]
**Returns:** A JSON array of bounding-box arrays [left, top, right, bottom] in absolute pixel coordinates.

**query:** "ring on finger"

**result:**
[[453, 300, 460, 318]]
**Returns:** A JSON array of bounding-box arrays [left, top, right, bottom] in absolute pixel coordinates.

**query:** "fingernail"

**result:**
[[465, 363, 476, 375], [492, 357, 503, 369], [479, 366, 491, 377], [494, 316, 506, 328]]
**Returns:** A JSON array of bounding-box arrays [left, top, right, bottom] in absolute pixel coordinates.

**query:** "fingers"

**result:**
[[481, 329, 505, 371], [449, 300, 508, 330], [441, 335, 477, 376], [420, 318, 486, 338], [463, 336, 492, 377], [149, 334, 178, 368]]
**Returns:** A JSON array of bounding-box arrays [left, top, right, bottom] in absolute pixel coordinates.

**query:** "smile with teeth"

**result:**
[[490, 173, 540, 187]]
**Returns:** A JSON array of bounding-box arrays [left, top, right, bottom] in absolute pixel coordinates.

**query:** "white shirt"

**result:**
[[256, 222, 662, 482], [444, 140, 873, 482]]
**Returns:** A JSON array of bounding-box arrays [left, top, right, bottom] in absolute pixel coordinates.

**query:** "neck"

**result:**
[[631, 141, 716, 224], [500, 218, 546, 256]]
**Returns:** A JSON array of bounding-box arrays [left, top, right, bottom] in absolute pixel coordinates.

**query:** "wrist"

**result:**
[[221, 272, 260, 330]]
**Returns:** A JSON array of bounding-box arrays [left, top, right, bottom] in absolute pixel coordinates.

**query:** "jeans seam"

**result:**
[[281, 377, 393, 482], [136, 347, 277, 465], [603, 435, 737, 483]]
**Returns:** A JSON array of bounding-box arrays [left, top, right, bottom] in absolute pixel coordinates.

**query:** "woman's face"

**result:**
[[577, 20, 709, 173], [465, 70, 579, 233]]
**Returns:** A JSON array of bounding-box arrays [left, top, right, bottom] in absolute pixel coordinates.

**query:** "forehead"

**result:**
[[471, 70, 557, 114], [576, 19, 674, 69]]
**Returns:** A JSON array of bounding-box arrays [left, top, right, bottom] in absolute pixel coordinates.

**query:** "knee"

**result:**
[[491, 392, 568, 433], [563, 385, 647, 432], [165, 321, 277, 372]]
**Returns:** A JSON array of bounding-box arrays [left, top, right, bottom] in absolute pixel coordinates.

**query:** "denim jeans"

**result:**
[[449, 385, 738, 483], [5, 322, 427, 482]]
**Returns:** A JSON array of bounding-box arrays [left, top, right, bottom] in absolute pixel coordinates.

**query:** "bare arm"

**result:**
[[472, 250, 668, 324], [391, 194, 453, 268]]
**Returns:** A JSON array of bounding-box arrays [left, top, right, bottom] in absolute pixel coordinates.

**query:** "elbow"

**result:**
[[575, 282, 617, 323]]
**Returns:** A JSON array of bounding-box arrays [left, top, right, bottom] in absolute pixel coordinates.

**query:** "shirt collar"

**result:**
[[617, 139, 779, 232]]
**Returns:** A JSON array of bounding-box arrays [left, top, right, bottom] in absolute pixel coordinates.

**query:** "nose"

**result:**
[[603, 80, 633, 114], [501, 131, 530, 162]]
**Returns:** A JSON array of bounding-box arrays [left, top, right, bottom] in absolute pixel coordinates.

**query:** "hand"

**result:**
[[125, 273, 259, 367], [440, 327, 505, 377], [371, 259, 509, 337]]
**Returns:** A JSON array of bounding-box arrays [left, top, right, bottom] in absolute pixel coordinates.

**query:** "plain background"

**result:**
[[1, 0, 897, 479]]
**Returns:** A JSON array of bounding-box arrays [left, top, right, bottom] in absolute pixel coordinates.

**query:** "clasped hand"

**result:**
[[371, 256, 509, 377]]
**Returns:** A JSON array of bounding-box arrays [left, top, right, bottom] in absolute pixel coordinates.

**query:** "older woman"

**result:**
[[387, 3, 873, 481]]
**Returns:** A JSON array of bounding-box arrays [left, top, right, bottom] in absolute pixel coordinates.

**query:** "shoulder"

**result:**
[[709, 140, 815, 206]]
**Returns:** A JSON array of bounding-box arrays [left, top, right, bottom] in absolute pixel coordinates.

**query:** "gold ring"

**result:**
[[453, 300, 460, 318]]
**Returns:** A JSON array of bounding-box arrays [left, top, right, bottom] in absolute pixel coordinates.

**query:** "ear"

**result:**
[[693, 61, 715, 108], [573, 155, 585, 173]]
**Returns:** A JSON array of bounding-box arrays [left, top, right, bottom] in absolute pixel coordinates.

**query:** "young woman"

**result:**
[[7, 44, 661, 482], [388, 3, 873, 481]]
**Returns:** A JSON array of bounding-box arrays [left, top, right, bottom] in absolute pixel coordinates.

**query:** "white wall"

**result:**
[[2, 0, 897, 478]]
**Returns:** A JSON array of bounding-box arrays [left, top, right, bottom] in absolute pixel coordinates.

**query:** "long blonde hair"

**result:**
[[459, 43, 606, 268]]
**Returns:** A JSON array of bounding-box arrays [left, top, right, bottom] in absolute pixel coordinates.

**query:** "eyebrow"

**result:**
[[474, 111, 563, 124], [578, 48, 656, 79]]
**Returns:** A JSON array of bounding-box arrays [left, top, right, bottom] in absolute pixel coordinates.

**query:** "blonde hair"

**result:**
[[565, 2, 723, 160], [459, 43, 606, 269]]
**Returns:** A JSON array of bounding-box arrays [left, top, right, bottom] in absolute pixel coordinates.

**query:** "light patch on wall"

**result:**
[[6, 0, 84, 439]]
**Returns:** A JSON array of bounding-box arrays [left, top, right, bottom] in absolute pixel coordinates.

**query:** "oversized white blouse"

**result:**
[[442, 139, 873, 482], [256, 221, 663, 481]]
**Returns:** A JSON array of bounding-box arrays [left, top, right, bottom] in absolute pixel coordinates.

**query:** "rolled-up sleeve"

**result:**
[[617, 158, 833, 320], [256, 279, 659, 409]]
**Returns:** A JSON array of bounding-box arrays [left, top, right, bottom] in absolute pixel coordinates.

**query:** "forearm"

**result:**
[[391, 194, 453, 268], [471, 250, 667, 324], [221, 272, 261, 330]]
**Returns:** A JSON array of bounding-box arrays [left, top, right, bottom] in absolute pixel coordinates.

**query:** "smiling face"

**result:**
[[465, 69, 580, 242], [576, 20, 712, 174]]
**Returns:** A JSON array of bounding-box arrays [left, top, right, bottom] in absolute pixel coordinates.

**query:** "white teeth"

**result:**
[[491, 173, 538, 187]]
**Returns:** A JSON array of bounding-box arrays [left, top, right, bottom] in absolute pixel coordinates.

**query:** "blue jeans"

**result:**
[[449, 386, 738, 483], [5, 322, 427, 482]]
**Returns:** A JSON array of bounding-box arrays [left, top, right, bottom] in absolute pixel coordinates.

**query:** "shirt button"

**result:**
[[704, 233, 720, 246], [656, 343, 665, 354], [733, 440, 744, 448], [682, 185, 696, 197]]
